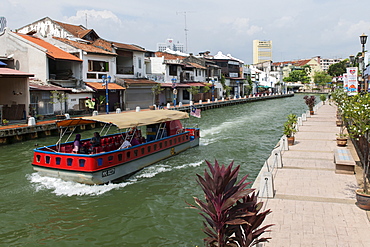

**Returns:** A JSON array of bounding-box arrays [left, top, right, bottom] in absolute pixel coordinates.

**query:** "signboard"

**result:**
[[343, 73, 348, 92], [346, 67, 358, 95]]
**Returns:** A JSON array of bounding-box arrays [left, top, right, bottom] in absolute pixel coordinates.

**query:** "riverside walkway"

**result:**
[[258, 103, 370, 246]]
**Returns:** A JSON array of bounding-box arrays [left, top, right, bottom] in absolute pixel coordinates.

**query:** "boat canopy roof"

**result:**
[[56, 110, 189, 129]]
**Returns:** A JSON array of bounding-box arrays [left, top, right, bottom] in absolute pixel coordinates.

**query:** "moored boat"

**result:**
[[32, 110, 200, 185]]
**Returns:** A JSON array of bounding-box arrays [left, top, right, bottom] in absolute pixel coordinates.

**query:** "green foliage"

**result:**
[[97, 95, 106, 105], [339, 93, 370, 193], [283, 114, 298, 137], [188, 160, 273, 247], [313, 71, 332, 87], [203, 85, 211, 93], [50, 90, 68, 114], [327, 59, 348, 77], [319, 94, 327, 102], [187, 86, 200, 97], [151, 84, 164, 104], [283, 70, 309, 84]]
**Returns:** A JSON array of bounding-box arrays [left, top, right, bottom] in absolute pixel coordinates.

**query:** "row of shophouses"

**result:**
[[0, 17, 325, 121]]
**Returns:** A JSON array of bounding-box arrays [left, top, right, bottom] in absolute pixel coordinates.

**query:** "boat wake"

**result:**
[[26, 161, 203, 196], [27, 173, 132, 196]]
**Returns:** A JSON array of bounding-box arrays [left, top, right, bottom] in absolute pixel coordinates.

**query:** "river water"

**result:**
[[0, 94, 310, 246]]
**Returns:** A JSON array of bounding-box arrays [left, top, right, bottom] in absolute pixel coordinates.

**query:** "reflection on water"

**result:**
[[0, 95, 309, 246]]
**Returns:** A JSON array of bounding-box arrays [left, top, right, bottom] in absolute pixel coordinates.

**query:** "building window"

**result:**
[[138, 58, 142, 69], [88, 60, 109, 72]]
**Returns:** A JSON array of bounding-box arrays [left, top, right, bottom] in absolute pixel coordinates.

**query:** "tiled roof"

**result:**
[[54, 21, 87, 38], [112, 42, 146, 52], [155, 52, 186, 60], [0, 68, 34, 77], [17, 33, 83, 62], [54, 37, 117, 56], [30, 83, 71, 91], [84, 81, 125, 90], [187, 62, 206, 69], [123, 78, 158, 85], [272, 59, 311, 67], [93, 39, 113, 52]]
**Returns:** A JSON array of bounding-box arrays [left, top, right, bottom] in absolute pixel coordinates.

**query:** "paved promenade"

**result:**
[[261, 103, 370, 246]]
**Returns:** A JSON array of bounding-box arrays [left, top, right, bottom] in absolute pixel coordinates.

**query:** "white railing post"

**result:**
[[306, 110, 311, 117], [302, 113, 307, 121], [298, 117, 302, 126], [272, 148, 283, 168], [259, 172, 274, 198]]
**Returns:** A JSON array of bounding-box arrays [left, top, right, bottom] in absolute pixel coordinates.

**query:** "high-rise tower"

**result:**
[[253, 40, 272, 64]]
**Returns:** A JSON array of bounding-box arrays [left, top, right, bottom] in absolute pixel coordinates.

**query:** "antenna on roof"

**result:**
[[85, 13, 87, 28], [176, 11, 194, 53]]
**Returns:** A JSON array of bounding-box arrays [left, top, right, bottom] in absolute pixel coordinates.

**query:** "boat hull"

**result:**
[[32, 130, 200, 185]]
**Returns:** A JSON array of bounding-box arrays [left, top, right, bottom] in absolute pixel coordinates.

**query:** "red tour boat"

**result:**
[[32, 110, 200, 185]]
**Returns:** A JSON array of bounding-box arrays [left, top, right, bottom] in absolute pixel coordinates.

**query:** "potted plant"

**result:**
[[340, 93, 370, 210], [284, 113, 297, 145], [50, 90, 68, 117], [2, 119, 9, 125], [187, 160, 273, 246], [97, 95, 106, 112], [303, 95, 316, 115], [320, 94, 327, 105], [336, 125, 348, 146]]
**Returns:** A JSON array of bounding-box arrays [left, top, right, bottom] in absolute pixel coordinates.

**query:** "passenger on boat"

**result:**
[[90, 132, 101, 148], [73, 134, 82, 153], [130, 135, 140, 146], [119, 136, 131, 149]]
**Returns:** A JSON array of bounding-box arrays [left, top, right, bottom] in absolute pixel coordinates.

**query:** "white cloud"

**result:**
[[65, 9, 122, 27]]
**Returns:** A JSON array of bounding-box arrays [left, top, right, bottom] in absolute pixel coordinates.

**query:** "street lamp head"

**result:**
[[102, 75, 106, 80], [107, 75, 111, 80], [349, 55, 355, 63], [360, 33, 368, 45]]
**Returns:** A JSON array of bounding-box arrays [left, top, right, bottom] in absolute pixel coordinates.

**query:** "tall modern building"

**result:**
[[0, 17, 6, 33], [157, 39, 184, 52], [253, 40, 273, 64]]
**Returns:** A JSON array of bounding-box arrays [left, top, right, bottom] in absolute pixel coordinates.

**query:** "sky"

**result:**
[[2, 0, 370, 64]]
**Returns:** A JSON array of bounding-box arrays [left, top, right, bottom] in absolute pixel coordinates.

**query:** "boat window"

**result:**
[[154, 144, 157, 151], [79, 159, 85, 167], [118, 154, 123, 161], [147, 146, 151, 152], [45, 156, 51, 164], [56, 157, 61, 165], [134, 150, 138, 157], [98, 158, 103, 166], [67, 158, 73, 166], [36, 155, 41, 163], [179, 137, 181, 142], [159, 142, 163, 149], [164, 141, 167, 147], [186, 135, 189, 140], [126, 152, 131, 159], [182, 136, 184, 141], [170, 140, 173, 145], [108, 156, 114, 163], [141, 148, 145, 155]]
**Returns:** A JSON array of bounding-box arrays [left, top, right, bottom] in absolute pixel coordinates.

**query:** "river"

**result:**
[[0, 94, 311, 246]]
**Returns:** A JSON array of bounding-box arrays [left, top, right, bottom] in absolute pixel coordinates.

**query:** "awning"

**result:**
[[84, 81, 126, 90], [56, 110, 189, 129], [29, 83, 72, 91], [161, 82, 206, 88], [0, 68, 34, 77]]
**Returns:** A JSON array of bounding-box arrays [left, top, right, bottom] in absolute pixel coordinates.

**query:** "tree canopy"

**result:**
[[283, 69, 309, 84], [313, 71, 332, 87], [327, 59, 348, 77]]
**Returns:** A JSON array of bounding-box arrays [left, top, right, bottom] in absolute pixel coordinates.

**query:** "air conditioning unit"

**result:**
[[136, 72, 142, 78], [190, 76, 194, 81]]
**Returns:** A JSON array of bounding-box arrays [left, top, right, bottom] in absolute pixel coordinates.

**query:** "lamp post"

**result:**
[[171, 77, 177, 107], [102, 75, 111, 114], [360, 33, 368, 92], [211, 78, 215, 101]]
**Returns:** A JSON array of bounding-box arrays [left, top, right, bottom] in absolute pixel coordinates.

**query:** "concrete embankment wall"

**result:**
[[0, 93, 293, 145]]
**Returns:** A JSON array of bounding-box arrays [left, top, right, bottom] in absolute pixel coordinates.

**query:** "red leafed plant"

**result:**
[[188, 160, 273, 247]]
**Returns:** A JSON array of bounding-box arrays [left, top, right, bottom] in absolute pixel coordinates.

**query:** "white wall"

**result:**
[[17, 17, 72, 39], [82, 53, 116, 82]]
